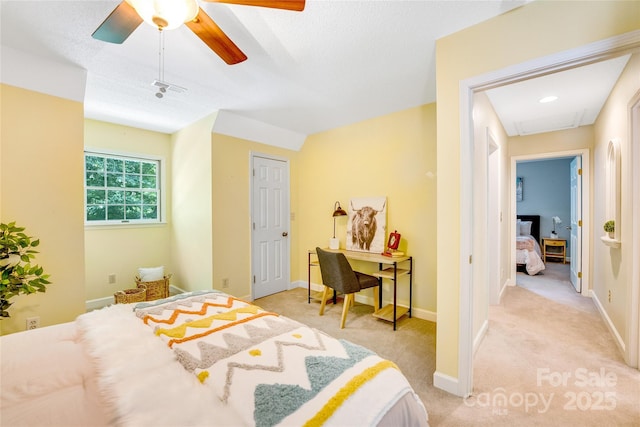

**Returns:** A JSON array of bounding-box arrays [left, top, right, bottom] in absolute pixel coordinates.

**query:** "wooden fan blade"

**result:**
[[203, 0, 305, 12], [92, 1, 143, 44], [186, 8, 248, 65]]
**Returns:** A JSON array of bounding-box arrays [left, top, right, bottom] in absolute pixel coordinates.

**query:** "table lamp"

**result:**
[[329, 201, 347, 249]]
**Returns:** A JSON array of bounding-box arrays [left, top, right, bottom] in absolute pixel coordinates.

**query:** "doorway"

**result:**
[[250, 153, 291, 299], [457, 32, 640, 398], [512, 153, 587, 295]]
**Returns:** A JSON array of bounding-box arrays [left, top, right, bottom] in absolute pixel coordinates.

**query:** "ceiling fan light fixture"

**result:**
[[127, 0, 199, 30]]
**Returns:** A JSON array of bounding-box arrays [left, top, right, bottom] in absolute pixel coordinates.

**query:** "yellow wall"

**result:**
[[211, 133, 300, 299], [0, 85, 85, 334], [84, 120, 173, 300], [435, 0, 640, 382], [170, 114, 217, 293], [593, 52, 640, 343], [299, 104, 437, 316]]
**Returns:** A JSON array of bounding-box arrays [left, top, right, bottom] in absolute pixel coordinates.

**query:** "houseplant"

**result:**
[[603, 220, 615, 238], [0, 222, 51, 318]]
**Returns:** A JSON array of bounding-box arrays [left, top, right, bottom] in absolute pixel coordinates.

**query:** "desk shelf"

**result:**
[[373, 304, 409, 322], [373, 267, 410, 280]]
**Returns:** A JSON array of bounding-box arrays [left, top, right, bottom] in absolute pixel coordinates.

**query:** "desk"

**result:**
[[308, 249, 413, 330], [542, 238, 566, 263]]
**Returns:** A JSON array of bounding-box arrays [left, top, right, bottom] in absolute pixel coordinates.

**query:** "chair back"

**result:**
[[315, 247, 360, 294]]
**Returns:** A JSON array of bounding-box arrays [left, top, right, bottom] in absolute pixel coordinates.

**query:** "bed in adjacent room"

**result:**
[[0, 290, 428, 427], [516, 215, 545, 275]]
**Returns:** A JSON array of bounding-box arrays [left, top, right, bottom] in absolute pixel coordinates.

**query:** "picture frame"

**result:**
[[387, 230, 401, 250], [346, 197, 387, 253], [516, 177, 524, 202]]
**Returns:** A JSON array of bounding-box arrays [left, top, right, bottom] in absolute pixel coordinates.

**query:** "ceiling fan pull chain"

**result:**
[[158, 29, 165, 83], [155, 30, 167, 98]]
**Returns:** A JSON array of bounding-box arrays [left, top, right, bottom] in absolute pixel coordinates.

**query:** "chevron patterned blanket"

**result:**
[[77, 290, 426, 426]]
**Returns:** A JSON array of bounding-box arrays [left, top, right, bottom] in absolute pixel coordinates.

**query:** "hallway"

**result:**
[[462, 265, 640, 425]]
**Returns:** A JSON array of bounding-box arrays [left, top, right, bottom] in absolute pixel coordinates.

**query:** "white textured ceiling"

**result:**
[[485, 55, 631, 136], [0, 0, 627, 142], [1, 0, 531, 138]]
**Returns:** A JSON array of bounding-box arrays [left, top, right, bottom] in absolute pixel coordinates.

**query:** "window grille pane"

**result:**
[[125, 174, 140, 188], [86, 171, 105, 187], [87, 205, 106, 221], [141, 175, 156, 188], [106, 173, 125, 188], [106, 158, 123, 173], [87, 189, 105, 204], [125, 206, 141, 219], [107, 205, 125, 220], [86, 156, 104, 172]]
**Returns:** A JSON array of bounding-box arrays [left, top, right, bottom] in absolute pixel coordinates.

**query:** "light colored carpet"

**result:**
[[255, 269, 640, 426]]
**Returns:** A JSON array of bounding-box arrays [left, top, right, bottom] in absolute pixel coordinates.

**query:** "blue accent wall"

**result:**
[[517, 158, 572, 253]]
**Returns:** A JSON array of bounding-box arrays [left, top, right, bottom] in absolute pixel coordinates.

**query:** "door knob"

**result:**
[[282, 231, 288, 237]]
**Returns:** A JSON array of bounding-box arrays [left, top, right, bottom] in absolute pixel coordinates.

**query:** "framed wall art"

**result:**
[[346, 197, 387, 253]]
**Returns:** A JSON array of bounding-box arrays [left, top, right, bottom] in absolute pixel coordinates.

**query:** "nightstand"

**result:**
[[542, 238, 566, 263]]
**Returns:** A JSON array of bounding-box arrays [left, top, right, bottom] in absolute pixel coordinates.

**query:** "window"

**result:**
[[85, 151, 162, 224]]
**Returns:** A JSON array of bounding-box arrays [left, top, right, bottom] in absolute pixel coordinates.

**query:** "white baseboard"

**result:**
[[473, 319, 489, 355], [590, 290, 626, 354], [433, 371, 462, 396]]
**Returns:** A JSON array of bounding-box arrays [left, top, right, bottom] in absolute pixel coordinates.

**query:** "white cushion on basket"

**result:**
[[138, 266, 164, 282]]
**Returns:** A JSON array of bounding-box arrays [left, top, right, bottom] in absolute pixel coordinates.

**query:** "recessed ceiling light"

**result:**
[[539, 95, 558, 103]]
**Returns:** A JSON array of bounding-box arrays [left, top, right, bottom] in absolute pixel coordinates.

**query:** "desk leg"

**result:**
[[307, 252, 311, 303], [409, 257, 413, 318], [393, 261, 397, 331], [378, 262, 383, 310]]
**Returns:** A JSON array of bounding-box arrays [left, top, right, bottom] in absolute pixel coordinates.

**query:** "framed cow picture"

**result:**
[[346, 196, 387, 253]]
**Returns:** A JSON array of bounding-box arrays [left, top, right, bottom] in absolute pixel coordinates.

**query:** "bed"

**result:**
[[0, 290, 428, 426], [516, 215, 545, 275]]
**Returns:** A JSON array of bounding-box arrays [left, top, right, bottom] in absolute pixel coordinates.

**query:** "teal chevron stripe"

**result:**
[[253, 340, 374, 427]]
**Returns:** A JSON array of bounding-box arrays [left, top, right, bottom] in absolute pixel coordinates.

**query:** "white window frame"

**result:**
[[84, 149, 166, 226]]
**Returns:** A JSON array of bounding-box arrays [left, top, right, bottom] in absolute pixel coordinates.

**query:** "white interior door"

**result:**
[[570, 156, 582, 292], [251, 155, 290, 299]]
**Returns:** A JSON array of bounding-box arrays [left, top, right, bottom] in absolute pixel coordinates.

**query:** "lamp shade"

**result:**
[[128, 0, 199, 30], [333, 201, 347, 217]]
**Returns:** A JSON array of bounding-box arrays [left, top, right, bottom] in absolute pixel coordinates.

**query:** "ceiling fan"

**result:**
[[92, 0, 305, 65]]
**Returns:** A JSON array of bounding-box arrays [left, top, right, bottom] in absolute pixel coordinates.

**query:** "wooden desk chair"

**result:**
[[315, 247, 380, 328]]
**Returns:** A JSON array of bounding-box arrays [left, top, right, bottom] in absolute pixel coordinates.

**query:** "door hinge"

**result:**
[[578, 168, 582, 175], [253, 168, 255, 176], [578, 220, 582, 227], [578, 272, 582, 279], [253, 222, 255, 230], [469, 255, 472, 264], [253, 275, 256, 284]]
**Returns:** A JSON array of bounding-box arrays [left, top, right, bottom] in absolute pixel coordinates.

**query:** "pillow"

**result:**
[[138, 266, 164, 282], [520, 221, 532, 236], [516, 219, 522, 236]]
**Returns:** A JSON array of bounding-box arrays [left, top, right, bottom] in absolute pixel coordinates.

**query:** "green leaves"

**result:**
[[0, 222, 51, 318]]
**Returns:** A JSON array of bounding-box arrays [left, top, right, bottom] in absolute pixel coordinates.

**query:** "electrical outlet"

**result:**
[[222, 278, 229, 289], [108, 274, 116, 284], [26, 316, 40, 330]]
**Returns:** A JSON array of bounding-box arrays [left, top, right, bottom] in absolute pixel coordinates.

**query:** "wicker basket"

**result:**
[[136, 274, 171, 301], [114, 288, 147, 304]]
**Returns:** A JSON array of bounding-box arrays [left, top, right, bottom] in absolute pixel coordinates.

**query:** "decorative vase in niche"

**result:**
[[608, 231, 615, 239]]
